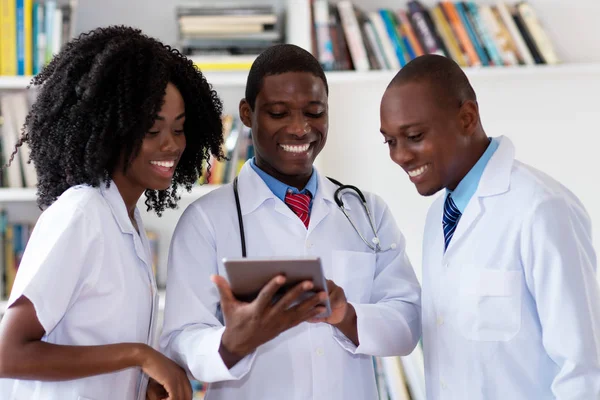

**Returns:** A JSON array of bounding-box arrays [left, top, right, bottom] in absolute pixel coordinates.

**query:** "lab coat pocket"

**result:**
[[331, 250, 376, 303], [458, 267, 522, 341]]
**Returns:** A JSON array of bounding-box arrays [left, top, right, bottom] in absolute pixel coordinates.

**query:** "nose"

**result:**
[[391, 143, 415, 168], [161, 130, 185, 152], [287, 112, 309, 137]]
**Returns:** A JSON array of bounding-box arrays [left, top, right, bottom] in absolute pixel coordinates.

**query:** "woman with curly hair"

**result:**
[[0, 25, 224, 400]]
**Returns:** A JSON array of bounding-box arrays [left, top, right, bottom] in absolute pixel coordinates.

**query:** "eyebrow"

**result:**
[[380, 122, 424, 134], [262, 101, 326, 107], [155, 112, 186, 121]]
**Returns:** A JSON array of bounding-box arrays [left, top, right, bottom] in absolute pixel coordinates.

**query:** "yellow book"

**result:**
[[193, 62, 253, 72], [430, 5, 467, 67], [5, 225, 15, 297], [0, 0, 17, 75]]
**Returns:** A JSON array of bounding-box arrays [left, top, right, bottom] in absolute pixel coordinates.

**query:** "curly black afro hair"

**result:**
[[11, 25, 225, 214]]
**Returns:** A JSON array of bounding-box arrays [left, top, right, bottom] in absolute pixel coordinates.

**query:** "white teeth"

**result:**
[[280, 143, 310, 153], [408, 165, 428, 177], [150, 160, 174, 168]]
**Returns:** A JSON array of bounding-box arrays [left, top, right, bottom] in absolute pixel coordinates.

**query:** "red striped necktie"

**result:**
[[284, 191, 312, 228]]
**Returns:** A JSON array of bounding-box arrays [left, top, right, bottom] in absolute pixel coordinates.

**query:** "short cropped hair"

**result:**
[[389, 54, 477, 106], [244, 44, 329, 110]]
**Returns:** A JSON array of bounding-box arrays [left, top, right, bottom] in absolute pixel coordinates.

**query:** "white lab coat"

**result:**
[[160, 161, 421, 400], [422, 136, 600, 400], [0, 182, 158, 400]]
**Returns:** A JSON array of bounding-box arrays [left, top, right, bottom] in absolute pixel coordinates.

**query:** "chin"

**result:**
[[415, 183, 443, 197], [147, 179, 173, 192]]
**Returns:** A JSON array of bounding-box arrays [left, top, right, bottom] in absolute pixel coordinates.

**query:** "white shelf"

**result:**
[[3, 63, 600, 90], [0, 76, 34, 90], [0, 184, 222, 203]]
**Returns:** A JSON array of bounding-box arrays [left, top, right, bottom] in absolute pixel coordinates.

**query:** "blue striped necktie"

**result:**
[[443, 195, 462, 251]]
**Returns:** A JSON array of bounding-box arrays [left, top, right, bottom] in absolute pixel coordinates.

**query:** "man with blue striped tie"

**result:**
[[380, 54, 600, 400]]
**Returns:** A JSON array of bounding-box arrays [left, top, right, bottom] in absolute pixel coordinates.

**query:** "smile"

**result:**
[[407, 164, 429, 178], [150, 160, 175, 168], [279, 143, 311, 153]]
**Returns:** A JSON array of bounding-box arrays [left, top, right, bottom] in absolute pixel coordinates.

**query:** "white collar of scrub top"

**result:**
[[236, 160, 342, 231], [99, 180, 152, 270], [443, 135, 515, 256]]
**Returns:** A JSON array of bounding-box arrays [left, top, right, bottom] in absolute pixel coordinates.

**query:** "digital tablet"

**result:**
[[222, 256, 331, 318]]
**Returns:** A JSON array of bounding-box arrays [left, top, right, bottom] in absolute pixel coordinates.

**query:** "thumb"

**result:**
[[211, 274, 237, 304]]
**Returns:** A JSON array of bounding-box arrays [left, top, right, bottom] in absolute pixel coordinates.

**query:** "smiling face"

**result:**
[[380, 81, 479, 196], [239, 71, 328, 189], [114, 82, 186, 201]]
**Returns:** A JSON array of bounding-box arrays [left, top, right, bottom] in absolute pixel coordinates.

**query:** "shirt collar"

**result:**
[[100, 180, 143, 235], [250, 157, 318, 202], [447, 137, 500, 213]]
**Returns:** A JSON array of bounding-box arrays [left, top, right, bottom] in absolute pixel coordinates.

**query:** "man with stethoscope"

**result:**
[[159, 44, 422, 400]]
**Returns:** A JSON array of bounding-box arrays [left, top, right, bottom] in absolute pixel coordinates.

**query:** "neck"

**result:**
[[255, 159, 312, 191], [111, 174, 144, 220], [448, 132, 490, 191]]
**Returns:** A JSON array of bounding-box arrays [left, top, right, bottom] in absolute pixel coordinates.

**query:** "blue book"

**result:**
[[455, 2, 490, 66], [16, 0, 25, 75]]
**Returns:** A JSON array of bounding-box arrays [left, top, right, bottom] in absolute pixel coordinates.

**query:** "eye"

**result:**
[[268, 112, 286, 119], [407, 132, 424, 142], [147, 130, 160, 136], [305, 112, 325, 118], [383, 138, 396, 146], [174, 129, 185, 135]]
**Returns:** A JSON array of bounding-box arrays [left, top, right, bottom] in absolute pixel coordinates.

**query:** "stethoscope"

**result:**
[[233, 176, 396, 257]]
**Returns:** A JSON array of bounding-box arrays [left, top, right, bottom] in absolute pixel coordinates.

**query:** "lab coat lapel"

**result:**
[[101, 181, 153, 271], [443, 136, 514, 258], [237, 161, 300, 223], [444, 195, 482, 256], [308, 171, 338, 232]]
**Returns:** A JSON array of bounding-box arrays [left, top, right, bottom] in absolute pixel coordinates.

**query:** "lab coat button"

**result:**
[[305, 241, 313, 249], [316, 347, 324, 356], [437, 317, 444, 326], [440, 380, 447, 389]]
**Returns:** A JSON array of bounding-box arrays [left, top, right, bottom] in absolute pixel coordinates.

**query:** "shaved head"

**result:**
[[388, 54, 476, 107]]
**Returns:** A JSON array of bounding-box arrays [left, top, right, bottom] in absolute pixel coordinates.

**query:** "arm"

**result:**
[[0, 206, 191, 399], [0, 297, 190, 399], [159, 202, 323, 382], [0, 295, 147, 379], [522, 196, 600, 399], [159, 202, 250, 382], [331, 198, 422, 357]]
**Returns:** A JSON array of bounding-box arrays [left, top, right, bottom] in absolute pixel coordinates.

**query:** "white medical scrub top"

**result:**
[[0, 182, 158, 400]]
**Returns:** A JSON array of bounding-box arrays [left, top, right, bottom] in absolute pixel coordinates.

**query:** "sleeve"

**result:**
[[7, 206, 102, 334], [332, 196, 422, 357], [521, 196, 600, 399], [159, 202, 256, 383]]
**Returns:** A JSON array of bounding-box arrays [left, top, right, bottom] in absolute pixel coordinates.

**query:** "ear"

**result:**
[[239, 99, 253, 128], [458, 100, 479, 136]]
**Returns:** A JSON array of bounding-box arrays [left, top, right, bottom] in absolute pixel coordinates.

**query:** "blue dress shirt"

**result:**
[[446, 137, 499, 212], [250, 158, 318, 211]]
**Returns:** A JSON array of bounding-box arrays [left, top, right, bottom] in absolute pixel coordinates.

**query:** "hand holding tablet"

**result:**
[[221, 257, 332, 318], [211, 257, 332, 368]]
